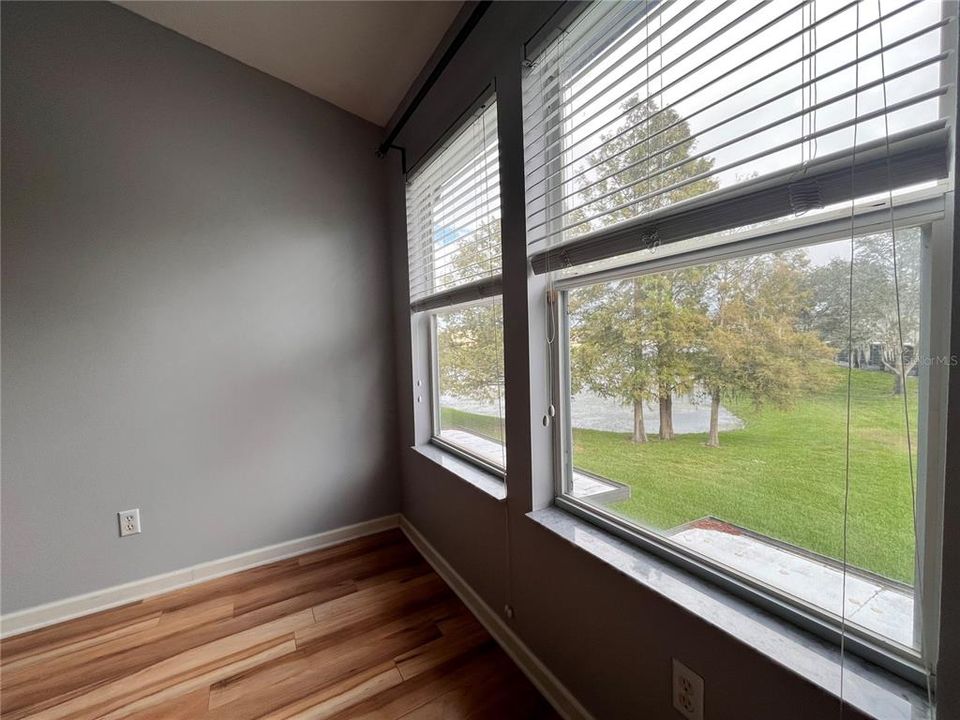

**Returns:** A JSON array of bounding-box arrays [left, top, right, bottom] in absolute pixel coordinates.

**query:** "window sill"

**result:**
[[412, 444, 507, 501], [527, 505, 932, 720]]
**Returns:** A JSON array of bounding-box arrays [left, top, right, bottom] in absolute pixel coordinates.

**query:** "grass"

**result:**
[[445, 367, 919, 583], [440, 406, 505, 443]]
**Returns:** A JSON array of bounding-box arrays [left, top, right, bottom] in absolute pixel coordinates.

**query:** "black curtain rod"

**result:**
[[376, 1, 493, 159]]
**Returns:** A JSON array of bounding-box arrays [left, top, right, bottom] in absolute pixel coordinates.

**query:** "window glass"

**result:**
[[563, 227, 923, 650], [407, 102, 501, 302], [435, 298, 507, 469]]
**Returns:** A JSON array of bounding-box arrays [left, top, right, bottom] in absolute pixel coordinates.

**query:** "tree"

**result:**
[[434, 220, 504, 405], [805, 259, 875, 368], [642, 269, 710, 440], [568, 281, 654, 442], [806, 229, 922, 395], [698, 254, 832, 447], [568, 267, 708, 443], [568, 96, 719, 439], [858, 230, 922, 395], [437, 302, 504, 404], [571, 96, 719, 233]]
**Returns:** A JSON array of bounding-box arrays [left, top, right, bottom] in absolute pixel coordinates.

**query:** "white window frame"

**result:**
[[547, 190, 951, 685], [425, 296, 507, 478], [406, 90, 507, 481]]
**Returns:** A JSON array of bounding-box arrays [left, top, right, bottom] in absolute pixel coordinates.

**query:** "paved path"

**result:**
[[670, 520, 913, 648], [570, 392, 744, 434], [438, 429, 628, 501], [442, 391, 744, 436]]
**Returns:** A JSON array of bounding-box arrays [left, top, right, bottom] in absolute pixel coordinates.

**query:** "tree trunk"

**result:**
[[658, 392, 675, 440], [632, 399, 648, 444], [706, 391, 721, 448], [892, 368, 904, 396], [890, 355, 917, 396]]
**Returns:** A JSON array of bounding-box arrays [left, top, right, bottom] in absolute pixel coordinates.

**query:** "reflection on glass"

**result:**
[[435, 298, 507, 469], [565, 229, 922, 649]]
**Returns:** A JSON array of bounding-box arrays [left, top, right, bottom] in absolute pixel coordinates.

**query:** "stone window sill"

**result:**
[[412, 443, 507, 501], [528, 505, 931, 720]]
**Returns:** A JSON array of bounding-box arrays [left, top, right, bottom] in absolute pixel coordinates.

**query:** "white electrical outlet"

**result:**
[[118, 509, 141, 537], [672, 659, 704, 720]]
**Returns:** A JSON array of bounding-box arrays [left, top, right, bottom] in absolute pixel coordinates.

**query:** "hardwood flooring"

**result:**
[[0, 529, 559, 719]]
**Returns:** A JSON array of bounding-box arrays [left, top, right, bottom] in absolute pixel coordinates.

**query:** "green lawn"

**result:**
[[440, 406, 505, 443], [445, 368, 919, 583]]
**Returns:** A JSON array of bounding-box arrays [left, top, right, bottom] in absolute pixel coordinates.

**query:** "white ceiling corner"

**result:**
[[116, 1, 463, 126]]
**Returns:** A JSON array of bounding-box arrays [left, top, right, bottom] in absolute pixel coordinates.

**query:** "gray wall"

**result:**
[[387, 3, 957, 719], [1, 1, 397, 613]]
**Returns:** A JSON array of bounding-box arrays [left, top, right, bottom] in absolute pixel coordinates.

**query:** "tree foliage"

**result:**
[[435, 219, 504, 406], [806, 229, 921, 394], [698, 254, 832, 446], [570, 96, 719, 232], [570, 252, 834, 447], [437, 301, 504, 404], [569, 269, 709, 442], [568, 96, 719, 439], [568, 280, 655, 442]]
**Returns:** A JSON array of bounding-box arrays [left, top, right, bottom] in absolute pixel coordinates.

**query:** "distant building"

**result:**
[[834, 342, 917, 375]]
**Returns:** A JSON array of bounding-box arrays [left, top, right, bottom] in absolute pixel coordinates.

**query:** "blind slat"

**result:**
[[522, 0, 780, 152], [522, 0, 951, 252], [525, 9, 943, 202], [527, 60, 948, 229], [407, 101, 502, 306], [407, 165, 501, 231], [529, 123, 950, 274]]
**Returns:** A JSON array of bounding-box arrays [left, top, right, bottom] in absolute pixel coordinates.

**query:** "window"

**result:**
[[432, 298, 506, 471], [523, 0, 954, 682], [555, 215, 945, 656], [406, 99, 506, 473]]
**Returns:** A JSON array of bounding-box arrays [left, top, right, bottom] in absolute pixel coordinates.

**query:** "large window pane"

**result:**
[[563, 228, 923, 650], [434, 298, 506, 469]]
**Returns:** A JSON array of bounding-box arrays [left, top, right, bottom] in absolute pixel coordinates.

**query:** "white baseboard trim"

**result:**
[[1, 514, 400, 639], [399, 515, 595, 720]]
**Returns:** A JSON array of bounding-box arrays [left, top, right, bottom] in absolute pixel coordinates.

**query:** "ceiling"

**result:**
[[117, 1, 463, 127]]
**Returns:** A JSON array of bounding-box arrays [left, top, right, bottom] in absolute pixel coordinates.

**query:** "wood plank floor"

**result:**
[[0, 529, 559, 720]]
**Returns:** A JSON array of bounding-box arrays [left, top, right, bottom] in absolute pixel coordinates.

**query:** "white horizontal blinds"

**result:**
[[522, 0, 952, 251], [406, 101, 502, 307]]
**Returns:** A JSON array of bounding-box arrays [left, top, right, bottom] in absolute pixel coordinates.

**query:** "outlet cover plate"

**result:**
[[118, 509, 141, 537], [672, 659, 703, 720]]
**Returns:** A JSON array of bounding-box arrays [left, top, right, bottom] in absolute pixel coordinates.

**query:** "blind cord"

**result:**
[[802, 4, 807, 167], [839, 4, 860, 715], [544, 33, 564, 421]]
